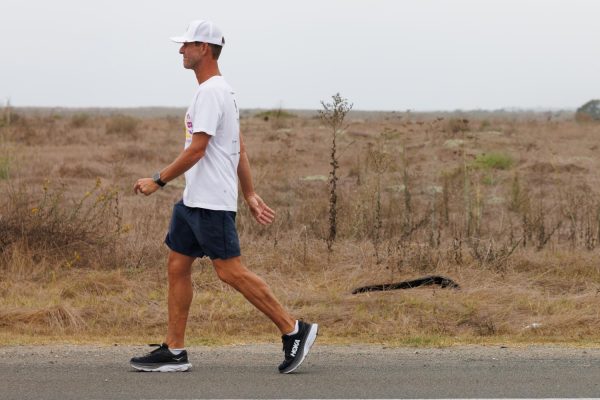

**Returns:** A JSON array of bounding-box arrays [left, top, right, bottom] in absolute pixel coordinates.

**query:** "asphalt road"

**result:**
[[1, 344, 599, 399]]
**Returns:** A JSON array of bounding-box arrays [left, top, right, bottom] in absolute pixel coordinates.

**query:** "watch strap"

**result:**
[[153, 172, 166, 187]]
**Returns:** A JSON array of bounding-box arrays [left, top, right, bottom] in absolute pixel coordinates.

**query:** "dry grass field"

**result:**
[[1, 106, 599, 347]]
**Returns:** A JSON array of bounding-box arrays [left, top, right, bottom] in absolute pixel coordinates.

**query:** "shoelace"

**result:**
[[147, 343, 167, 354]]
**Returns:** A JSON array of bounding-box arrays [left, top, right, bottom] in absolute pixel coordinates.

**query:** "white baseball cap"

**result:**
[[170, 20, 225, 46]]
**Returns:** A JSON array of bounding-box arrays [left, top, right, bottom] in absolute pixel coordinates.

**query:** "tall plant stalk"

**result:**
[[319, 93, 352, 252]]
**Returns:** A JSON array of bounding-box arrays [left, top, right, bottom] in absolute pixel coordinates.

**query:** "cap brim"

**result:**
[[170, 36, 191, 43]]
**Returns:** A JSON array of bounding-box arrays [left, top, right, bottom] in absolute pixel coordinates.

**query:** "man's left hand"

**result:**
[[246, 193, 275, 225], [133, 178, 160, 196]]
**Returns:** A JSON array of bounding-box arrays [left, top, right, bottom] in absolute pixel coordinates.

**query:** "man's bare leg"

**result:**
[[164, 250, 195, 348], [212, 256, 295, 335]]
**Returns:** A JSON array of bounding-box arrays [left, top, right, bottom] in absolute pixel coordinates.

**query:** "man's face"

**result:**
[[179, 42, 207, 69]]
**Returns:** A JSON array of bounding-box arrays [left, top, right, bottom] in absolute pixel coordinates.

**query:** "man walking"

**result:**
[[130, 20, 318, 373]]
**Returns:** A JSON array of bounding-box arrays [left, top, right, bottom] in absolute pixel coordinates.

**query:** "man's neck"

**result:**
[[195, 64, 221, 85]]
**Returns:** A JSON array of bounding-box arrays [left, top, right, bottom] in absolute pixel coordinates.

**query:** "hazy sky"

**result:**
[[1, 0, 599, 111]]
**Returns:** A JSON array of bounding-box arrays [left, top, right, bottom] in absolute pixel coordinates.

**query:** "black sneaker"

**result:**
[[130, 343, 192, 372], [278, 321, 319, 374]]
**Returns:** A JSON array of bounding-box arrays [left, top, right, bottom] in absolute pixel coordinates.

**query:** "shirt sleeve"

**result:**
[[191, 87, 222, 136]]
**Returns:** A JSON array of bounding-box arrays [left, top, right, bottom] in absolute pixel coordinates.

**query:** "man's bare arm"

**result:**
[[237, 133, 255, 201], [160, 132, 211, 182], [133, 132, 210, 195], [237, 132, 275, 225]]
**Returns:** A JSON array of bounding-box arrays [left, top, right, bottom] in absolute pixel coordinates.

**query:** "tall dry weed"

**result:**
[[319, 93, 352, 252]]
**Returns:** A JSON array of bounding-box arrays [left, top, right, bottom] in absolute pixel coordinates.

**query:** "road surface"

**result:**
[[1, 344, 599, 399]]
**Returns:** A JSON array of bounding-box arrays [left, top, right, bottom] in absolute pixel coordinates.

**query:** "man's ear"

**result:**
[[199, 42, 210, 55]]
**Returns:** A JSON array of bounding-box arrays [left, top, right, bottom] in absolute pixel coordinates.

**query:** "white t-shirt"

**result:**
[[182, 76, 240, 211]]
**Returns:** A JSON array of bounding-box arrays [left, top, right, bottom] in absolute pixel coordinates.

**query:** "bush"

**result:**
[[105, 114, 139, 135], [70, 113, 91, 128], [575, 99, 600, 122], [255, 109, 296, 121], [0, 179, 123, 266], [0, 111, 26, 128], [479, 120, 491, 130], [0, 156, 9, 180], [472, 152, 514, 170], [446, 118, 470, 133]]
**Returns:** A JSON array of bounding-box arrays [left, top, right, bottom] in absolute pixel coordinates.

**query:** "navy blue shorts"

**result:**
[[164, 199, 241, 260]]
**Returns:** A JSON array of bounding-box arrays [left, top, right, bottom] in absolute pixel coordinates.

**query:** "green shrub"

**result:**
[[482, 173, 495, 185], [0, 156, 9, 180], [472, 152, 514, 170]]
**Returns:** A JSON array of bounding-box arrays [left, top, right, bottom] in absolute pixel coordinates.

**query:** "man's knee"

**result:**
[[213, 257, 246, 286], [167, 251, 194, 280]]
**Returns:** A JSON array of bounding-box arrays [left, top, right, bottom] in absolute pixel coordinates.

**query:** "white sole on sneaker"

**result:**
[[282, 323, 318, 374], [131, 363, 192, 372]]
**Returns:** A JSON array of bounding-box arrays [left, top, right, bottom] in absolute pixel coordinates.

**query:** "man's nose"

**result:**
[[179, 45, 185, 54]]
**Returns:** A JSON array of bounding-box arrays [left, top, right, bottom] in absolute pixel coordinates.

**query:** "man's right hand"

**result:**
[[133, 178, 160, 196], [246, 193, 275, 225]]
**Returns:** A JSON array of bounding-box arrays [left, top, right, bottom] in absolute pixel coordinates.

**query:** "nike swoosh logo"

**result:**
[[173, 356, 184, 361]]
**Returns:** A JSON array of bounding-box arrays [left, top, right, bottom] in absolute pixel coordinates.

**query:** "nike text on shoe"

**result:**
[[279, 321, 318, 374], [130, 343, 192, 372]]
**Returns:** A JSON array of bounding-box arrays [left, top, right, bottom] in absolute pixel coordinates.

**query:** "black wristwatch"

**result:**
[[153, 172, 166, 187]]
